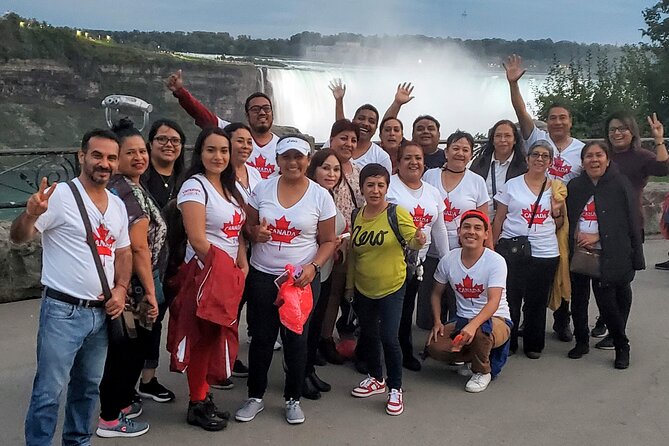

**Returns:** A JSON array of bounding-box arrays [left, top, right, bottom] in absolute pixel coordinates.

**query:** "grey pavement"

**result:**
[[2, 241, 669, 446]]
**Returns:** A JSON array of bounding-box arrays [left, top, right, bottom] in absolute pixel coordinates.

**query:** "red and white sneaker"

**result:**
[[351, 375, 386, 398], [386, 388, 403, 416]]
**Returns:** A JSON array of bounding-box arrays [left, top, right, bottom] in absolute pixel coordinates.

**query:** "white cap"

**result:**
[[276, 136, 311, 156]]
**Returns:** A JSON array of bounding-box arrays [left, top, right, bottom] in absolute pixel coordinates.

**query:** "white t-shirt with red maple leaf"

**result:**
[[434, 248, 510, 320], [246, 133, 280, 179], [386, 174, 449, 260], [422, 168, 490, 251], [578, 195, 601, 249], [494, 175, 559, 258], [177, 174, 246, 263], [248, 176, 337, 276], [35, 178, 131, 301], [351, 142, 393, 174], [525, 127, 584, 184]]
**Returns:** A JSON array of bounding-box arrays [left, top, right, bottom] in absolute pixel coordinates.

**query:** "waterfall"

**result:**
[[264, 63, 544, 143]]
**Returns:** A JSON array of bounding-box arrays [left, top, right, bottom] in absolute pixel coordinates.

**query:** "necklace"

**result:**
[[445, 167, 466, 174], [158, 173, 171, 189]]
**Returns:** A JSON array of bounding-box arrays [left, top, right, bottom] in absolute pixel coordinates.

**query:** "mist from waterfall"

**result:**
[[266, 57, 545, 143]]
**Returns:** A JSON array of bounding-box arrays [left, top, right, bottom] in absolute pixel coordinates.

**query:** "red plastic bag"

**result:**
[[274, 264, 313, 335]]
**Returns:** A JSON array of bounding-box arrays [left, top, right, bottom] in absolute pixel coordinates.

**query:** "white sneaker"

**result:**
[[386, 388, 404, 416], [465, 373, 491, 393]]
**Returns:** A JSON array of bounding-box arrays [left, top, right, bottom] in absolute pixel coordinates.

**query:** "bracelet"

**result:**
[[116, 283, 128, 291], [309, 261, 321, 274], [656, 142, 666, 147]]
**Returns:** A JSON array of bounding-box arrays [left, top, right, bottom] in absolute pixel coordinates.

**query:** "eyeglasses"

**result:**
[[247, 105, 272, 114], [608, 126, 629, 134], [153, 135, 182, 146], [529, 153, 552, 160]]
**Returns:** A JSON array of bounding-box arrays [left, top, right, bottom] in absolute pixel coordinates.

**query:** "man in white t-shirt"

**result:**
[[167, 69, 281, 178], [11, 129, 133, 445], [425, 210, 511, 393], [504, 54, 585, 341], [329, 79, 393, 173]]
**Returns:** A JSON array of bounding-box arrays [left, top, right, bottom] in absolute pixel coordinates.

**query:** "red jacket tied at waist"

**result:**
[[167, 245, 245, 382]]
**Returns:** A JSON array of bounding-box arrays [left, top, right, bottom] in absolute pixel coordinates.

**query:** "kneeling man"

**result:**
[[426, 209, 512, 392]]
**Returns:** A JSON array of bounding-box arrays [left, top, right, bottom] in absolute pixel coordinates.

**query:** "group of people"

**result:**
[[10, 53, 667, 445]]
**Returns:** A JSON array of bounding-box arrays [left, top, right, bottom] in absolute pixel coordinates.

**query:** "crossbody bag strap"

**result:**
[[386, 203, 408, 249], [67, 181, 113, 301], [527, 177, 548, 230], [491, 161, 497, 210]]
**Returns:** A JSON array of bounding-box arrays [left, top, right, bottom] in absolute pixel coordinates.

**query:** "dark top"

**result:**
[[141, 164, 179, 209], [610, 147, 669, 219], [566, 165, 645, 284], [423, 148, 446, 170]]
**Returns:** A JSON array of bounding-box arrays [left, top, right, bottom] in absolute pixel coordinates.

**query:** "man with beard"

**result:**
[[167, 70, 280, 179], [328, 79, 393, 174], [504, 54, 584, 343], [12, 129, 132, 445]]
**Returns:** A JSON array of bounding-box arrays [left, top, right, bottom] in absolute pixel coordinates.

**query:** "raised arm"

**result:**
[[329, 78, 346, 121], [382, 82, 415, 122], [167, 69, 222, 129], [648, 113, 669, 164], [10, 178, 56, 243], [503, 55, 535, 140]]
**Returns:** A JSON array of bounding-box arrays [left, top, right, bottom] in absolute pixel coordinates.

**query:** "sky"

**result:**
[[3, 0, 658, 44]]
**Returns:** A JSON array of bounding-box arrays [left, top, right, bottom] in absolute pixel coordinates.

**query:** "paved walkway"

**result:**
[[2, 241, 669, 446]]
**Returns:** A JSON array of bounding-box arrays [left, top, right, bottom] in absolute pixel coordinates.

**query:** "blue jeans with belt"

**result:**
[[25, 295, 108, 446]]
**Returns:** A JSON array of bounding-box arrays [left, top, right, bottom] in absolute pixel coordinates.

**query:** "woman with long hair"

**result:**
[[386, 142, 449, 371], [492, 140, 563, 358], [97, 119, 162, 438], [174, 127, 248, 431], [379, 117, 405, 172], [566, 142, 644, 368]]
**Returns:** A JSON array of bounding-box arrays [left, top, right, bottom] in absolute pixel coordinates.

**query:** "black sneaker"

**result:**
[[232, 359, 249, 378], [402, 355, 422, 371], [655, 259, 669, 270], [614, 345, 630, 369], [187, 399, 227, 431], [595, 336, 615, 350], [210, 378, 234, 390], [205, 393, 230, 420], [590, 317, 607, 338], [138, 377, 175, 403], [568, 343, 590, 359], [554, 325, 573, 342]]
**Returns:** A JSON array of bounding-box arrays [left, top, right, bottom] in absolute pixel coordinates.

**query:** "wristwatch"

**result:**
[[310, 261, 321, 274]]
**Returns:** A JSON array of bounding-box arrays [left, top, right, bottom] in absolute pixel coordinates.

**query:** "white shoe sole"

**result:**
[[96, 425, 149, 438], [351, 387, 386, 398], [386, 406, 404, 416], [235, 406, 264, 422], [286, 416, 305, 424], [136, 391, 173, 403]]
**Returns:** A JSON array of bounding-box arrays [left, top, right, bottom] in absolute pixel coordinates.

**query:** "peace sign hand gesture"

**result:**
[[647, 112, 665, 142], [26, 177, 57, 218]]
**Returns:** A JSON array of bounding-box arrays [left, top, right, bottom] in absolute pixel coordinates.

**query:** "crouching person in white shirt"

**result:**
[[425, 209, 512, 393]]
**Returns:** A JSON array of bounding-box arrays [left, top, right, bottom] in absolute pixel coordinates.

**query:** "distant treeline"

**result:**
[[92, 29, 622, 69]]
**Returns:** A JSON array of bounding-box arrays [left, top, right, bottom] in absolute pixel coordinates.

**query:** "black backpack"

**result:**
[[351, 203, 422, 279]]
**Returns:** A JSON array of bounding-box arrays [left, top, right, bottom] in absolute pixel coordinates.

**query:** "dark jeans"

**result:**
[[355, 285, 405, 390], [246, 267, 320, 401], [99, 332, 146, 421], [398, 273, 421, 359], [506, 256, 559, 353], [416, 256, 454, 330], [592, 280, 632, 349], [306, 274, 332, 374]]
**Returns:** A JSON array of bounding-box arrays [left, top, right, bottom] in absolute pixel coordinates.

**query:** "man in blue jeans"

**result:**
[[10, 129, 133, 445]]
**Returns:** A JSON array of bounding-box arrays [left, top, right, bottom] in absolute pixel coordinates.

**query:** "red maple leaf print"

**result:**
[[548, 156, 572, 178], [521, 203, 550, 226], [581, 199, 597, 223], [411, 205, 433, 229], [455, 275, 484, 299], [93, 224, 115, 257], [268, 216, 301, 249], [443, 198, 461, 223], [247, 155, 276, 179], [222, 211, 245, 238]]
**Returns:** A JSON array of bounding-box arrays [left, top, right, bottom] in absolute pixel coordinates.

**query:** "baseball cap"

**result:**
[[276, 136, 311, 156]]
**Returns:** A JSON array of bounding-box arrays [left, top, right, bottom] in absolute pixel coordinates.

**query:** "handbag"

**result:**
[[569, 227, 601, 278], [67, 181, 137, 343], [495, 177, 547, 262]]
